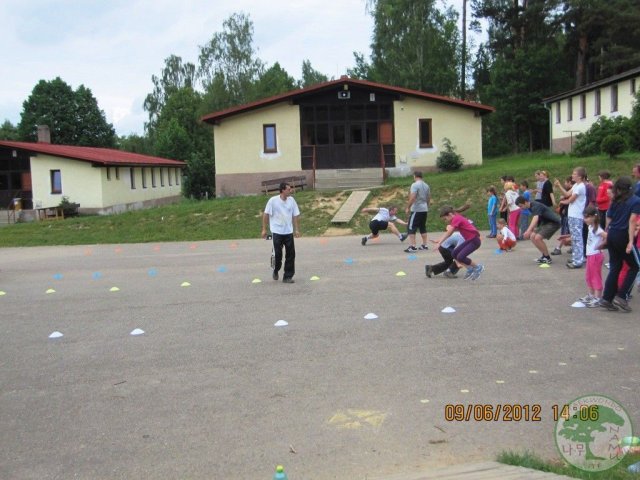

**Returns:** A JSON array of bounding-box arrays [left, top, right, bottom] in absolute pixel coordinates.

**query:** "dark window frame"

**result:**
[[580, 94, 586, 119], [555, 102, 561, 124], [567, 97, 573, 122], [141, 167, 147, 188], [50, 170, 62, 194], [419, 119, 433, 148], [594, 89, 601, 116], [130, 167, 136, 189], [611, 84, 618, 112], [151, 168, 156, 188], [263, 124, 278, 153]]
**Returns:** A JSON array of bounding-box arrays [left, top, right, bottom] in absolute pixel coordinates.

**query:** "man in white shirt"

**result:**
[[361, 205, 408, 245], [261, 183, 301, 283]]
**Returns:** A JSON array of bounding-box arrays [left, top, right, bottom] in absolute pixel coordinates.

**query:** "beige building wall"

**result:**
[[31, 155, 102, 208], [550, 75, 639, 153], [393, 97, 483, 170], [30, 155, 183, 210], [214, 103, 301, 175], [99, 165, 183, 209]]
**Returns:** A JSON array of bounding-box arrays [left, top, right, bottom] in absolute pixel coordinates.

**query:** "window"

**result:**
[[160, 168, 164, 187], [168, 168, 172, 186], [555, 102, 561, 124], [263, 124, 277, 153], [567, 98, 573, 122], [594, 89, 601, 116], [141, 167, 147, 188], [130, 167, 136, 189], [611, 84, 618, 112], [50, 170, 62, 194], [175, 168, 180, 185], [151, 168, 156, 187], [580, 94, 586, 119], [106, 167, 111, 180], [350, 124, 363, 144], [631, 78, 636, 95], [419, 119, 432, 148], [115, 167, 120, 180]]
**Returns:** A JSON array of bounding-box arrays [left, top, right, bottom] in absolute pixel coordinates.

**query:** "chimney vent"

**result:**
[[37, 125, 51, 143]]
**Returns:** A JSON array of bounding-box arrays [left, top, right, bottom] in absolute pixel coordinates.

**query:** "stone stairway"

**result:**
[[315, 168, 383, 190]]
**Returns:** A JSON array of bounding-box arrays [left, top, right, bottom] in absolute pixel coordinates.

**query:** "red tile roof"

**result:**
[[201, 76, 494, 124], [0, 141, 186, 167]]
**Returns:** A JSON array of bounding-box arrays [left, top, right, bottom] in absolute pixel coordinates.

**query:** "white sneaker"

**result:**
[[578, 294, 593, 303], [586, 298, 600, 308]]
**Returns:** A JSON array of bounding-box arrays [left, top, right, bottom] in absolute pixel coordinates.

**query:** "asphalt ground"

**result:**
[[0, 233, 638, 479]]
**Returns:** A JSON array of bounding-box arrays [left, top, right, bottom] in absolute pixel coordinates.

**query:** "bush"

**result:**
[[437, 138, 464, 171], [601, 134, 626, 158], [573, 116, 631, 156]]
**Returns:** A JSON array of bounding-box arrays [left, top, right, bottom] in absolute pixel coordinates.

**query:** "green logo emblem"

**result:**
[[555, 394, 633, 471]]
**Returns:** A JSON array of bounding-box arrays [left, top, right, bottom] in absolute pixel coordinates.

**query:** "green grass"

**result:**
[[1, 152, 638, 247], [497, 450, 640, 479]]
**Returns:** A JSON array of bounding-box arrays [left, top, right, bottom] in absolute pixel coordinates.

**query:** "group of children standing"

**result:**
[[487, 167, 640, 311]]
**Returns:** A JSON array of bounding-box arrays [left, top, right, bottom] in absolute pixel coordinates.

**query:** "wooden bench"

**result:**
[[261, 175, 307, 194], [36, 206, 64, 221]]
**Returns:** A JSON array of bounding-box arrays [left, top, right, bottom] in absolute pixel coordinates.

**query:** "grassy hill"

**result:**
[[1, 152, 638, 247]]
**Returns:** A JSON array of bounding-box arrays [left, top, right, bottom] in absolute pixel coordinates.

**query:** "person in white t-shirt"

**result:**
[[261, 182, 301, 283], [556, 167, 587, 268], [361, 205, 408, 245], [576, 206, 607, 307], [496, 218, 517, 251]]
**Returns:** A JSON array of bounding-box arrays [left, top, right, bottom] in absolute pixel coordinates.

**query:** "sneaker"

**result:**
[[536, 256, 552, 264], [566, 262, 582, 269], [443, 270, 457, 278], [550, 248, 562, 255], [605, 262, 610, 269], [612, 296, 632, 312], [361, 236, 368, 246], [418, 244, 429, 250], [578, 294, 594, 303], [486, 234, 496, 238], [470, 264, 485, 280], [399, 233, 408, 242], [463, 268, 474, 280], [425, 265, 433, 278], [272, 270, 279, 281], [282, 278, 295, 284], [404, 245, 418, 253], [586, 298, 600, 308], [598, 299, 619, 311]]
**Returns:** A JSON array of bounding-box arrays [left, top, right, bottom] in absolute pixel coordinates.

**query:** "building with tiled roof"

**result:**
[[202, 76, 493, 196], [543, 66, 640, 153], [0, 129, 186, 216]]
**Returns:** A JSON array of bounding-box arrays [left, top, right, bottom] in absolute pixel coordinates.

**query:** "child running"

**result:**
[[434, 206, 484, 280], [361, 205, 408, 245], [496, 218, 517, 251], [577, 206, 607, 307]]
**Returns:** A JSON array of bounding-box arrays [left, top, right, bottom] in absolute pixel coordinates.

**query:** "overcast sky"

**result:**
[[0, 0, 468, 137]]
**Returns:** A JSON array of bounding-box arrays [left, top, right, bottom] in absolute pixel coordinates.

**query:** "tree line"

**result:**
[[2, 2, 639, 197]]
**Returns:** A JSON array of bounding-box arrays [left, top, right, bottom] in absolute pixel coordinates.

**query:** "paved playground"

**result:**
[[0, 234, 638, 479]]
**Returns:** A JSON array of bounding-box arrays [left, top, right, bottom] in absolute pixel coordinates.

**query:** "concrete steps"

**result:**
[[315, 168, 383, 190]]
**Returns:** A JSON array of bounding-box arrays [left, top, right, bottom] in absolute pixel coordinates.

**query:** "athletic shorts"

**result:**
[[369, 220, 389, 235], [407, 211, 428, 234], [535, 222, 560, 240]]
